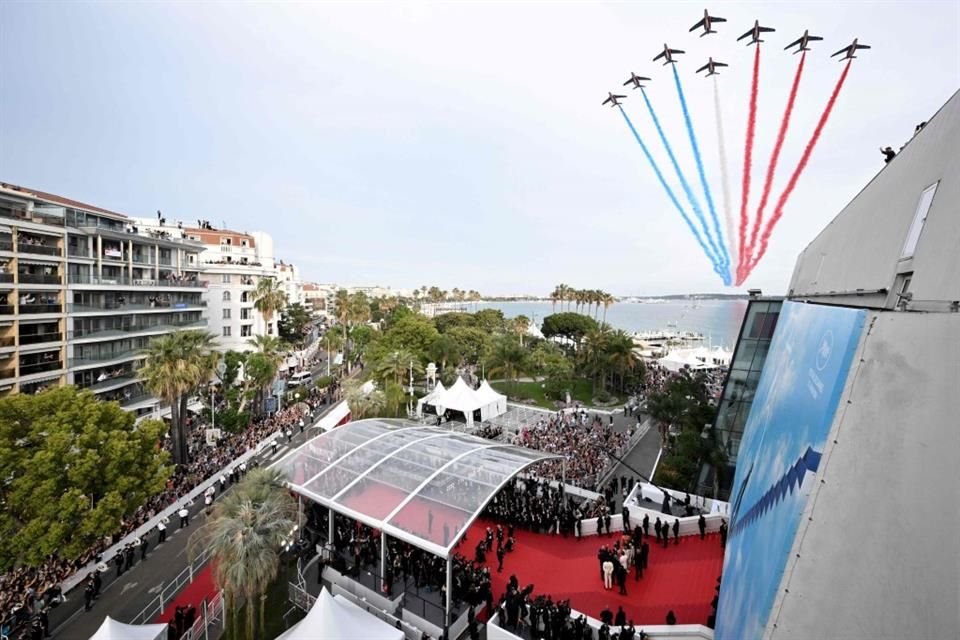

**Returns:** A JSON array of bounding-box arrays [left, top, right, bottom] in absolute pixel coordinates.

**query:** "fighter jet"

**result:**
[[696, 58, 729, 77], [689, 9, 726, 37], [653, 44, 685, 65], [602, 92, 627, 107], [784, 29, 823, 53], [622, 73, 652, 90], [831, 38, 871, 60], [737, 20, 775, 46]]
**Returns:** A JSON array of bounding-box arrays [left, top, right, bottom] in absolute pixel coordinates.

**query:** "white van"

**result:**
[[288, 370, 313, 387]]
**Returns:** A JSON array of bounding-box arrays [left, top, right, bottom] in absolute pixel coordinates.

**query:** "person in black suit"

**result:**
[[673, 519, 680, 545], [698, 514, 707, 540]]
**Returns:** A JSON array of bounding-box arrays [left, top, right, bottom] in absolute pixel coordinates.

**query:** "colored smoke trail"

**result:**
[[713, 75, 737, 274], [740, 60, 853, 283], [744, 51, 807, 272], [639, 88, 724, 274], [617, 105, 723, 278], [672, 64, 731, 285], [736, 44, 761, 282]]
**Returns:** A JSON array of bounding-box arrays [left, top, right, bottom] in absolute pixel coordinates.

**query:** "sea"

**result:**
[[467, 299, 748, 348]]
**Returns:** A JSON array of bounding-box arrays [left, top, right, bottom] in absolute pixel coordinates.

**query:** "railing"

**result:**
[[19, 361, 63, 375], [16, 243, 62, 256], [19, 332, 62, 345], [17, 273, 61, 285], [68, 300, 207, 313], [0, 240, 12, 251], [70, 274, 207, 288], [68, 319, 207, 339], [0, 274, 12, 283], [0, 305, 12, 315], [19, 303, 62, 314], [127, 546, 216, 625], [67, 246, 91, 258], [70, 349, 139, 367], [120, 392, 154, 407], [0, 208, 65, 226]]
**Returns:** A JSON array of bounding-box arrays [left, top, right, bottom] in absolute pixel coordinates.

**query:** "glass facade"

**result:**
[[700, 298, 782, 500]]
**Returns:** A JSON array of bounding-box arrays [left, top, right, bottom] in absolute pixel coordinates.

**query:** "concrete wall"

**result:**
[[789, 90, 960, 305], [767, 311, 960, 638]]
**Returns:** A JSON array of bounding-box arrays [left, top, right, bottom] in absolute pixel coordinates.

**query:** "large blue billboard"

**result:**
[[715, 301, 866, 640]]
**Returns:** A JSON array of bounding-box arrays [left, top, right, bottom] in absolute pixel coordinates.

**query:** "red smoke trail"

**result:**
[[739, 60, 852, 284], [736, 45, 761, 282], [744, 51, 806, 272]]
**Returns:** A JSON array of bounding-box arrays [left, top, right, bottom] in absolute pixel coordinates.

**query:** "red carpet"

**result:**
[[466, 518, 722, 627], [153, 563, 219, 624]]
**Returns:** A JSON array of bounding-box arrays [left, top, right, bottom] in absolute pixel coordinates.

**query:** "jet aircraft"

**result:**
[[689, 9, 726, 37], [737, 20, 775, 45], [622, 73, 652, 90], [696, 58, 729, 76], [653, 44, 685, 65], [831, 38, 871, 60], [784, 29, 823, 53], [602, 92, 627, 107]]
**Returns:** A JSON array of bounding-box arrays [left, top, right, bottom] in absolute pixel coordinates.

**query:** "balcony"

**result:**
[[82, 374, 138, 394], [19, 361, 63, 376], [0, 239, 12, 252], [68, 246, 92, 259], [0, 336, 15, 349], [69, 274, 206, 288], [0, 274, 13, 284], [19, 304, 62, 315], [19, 332, 62, 346], [0, 368, 16, 380], [68, 319, 207, 340], [17, 274, 62, 285], [69, 300, 206, 313], [17, 243, 62, 257], [0, 305, 13, 315], [70, 348, 140, 368]]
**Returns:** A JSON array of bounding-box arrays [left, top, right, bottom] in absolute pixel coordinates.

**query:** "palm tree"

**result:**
[[579, 325, 611, 394], [139, 330, 219, 465], [605, 329, 641, 393], [550, 286, 559, 313], [554, 283, 569, 312], [375, 349, 422, 387], [512, 315, 530, 347], [344, 379, 386, 419], [190, 468, 296, 640], [247, 334, 287, 365], [334, 289, 351, 363], [429, 335, 461, 374], [253, 277, 288, 336], [602, 292, 615, 324], [486, 335, 527, 392]]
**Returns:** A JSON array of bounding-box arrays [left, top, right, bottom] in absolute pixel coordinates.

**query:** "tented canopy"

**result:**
[[658, 350, 712, 373], [414, 380, 446, 418], [276, 588, 402, 640], [476, 380, 508, 422], [421, 376, 487, 425], [89, 617, 167, 640], [275, 418, 559, 557]]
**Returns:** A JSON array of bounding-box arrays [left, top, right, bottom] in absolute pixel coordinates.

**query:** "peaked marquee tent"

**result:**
[[89, 617, 167, 640], [415, 380, 446, 418], [276, 588, 403, 640], [416, 377, 507, 425]]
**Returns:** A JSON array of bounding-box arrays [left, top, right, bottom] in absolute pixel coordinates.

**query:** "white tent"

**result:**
[[277, 588, 403, 640], [415, 380, 446, 418], [476, 380, 508, 422], [89, 617, 167, 640], [658, 350, 713, 373], [420, 376, 487, 426]]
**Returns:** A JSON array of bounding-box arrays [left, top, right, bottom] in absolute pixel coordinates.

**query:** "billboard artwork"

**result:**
[[715, 301, 866, 640]]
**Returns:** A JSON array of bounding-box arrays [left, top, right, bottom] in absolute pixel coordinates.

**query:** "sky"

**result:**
[[1, 1, 958, 296]]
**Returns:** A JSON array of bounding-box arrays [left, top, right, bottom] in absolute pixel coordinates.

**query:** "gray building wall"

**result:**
[[767, 311, 960, 638], [789, 89, 960, 309]]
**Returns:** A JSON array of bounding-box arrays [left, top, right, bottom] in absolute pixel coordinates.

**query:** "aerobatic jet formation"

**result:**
[[831, 38, 871, 60], [602, 92, 627, 107], [696, 58, 729, 76], [784, 29, 824, 53], [622, 73, 652, 90], [653, 44, 685, 65], [689, 9, 726, 37], [737, 20, 776, 46]]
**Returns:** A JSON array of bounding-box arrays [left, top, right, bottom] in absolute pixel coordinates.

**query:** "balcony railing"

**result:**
[[70, 349, 140, 368], [120, 392, 154, 407], [0, 240, 13, 252], [19, 332, 62, 345], [17, 243, 62, 257], [0, 305, 13, 315], [69, 274, 206, 288], [19, 304, 62, 314], [69, 300, 206, 313], [17, 274, 62, 285], [0, 336, 15, 348], [68, 319, 207, 339], [81, 374, 137, 393], [19, 361, 63, 375], [68, 246, 91, 258], [0, 369, 16, 380], [1, 208, 65, 227], [0, 274, 13, 283]]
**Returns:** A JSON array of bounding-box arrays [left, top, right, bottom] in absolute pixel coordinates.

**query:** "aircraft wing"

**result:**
[[623, 78, 634, 87], [736, 30, 752, 41], [689, 18, 706, 32], [759, 26, 775, 33], [715, 62, 728, 67], [785, 37, 802, 50], [652, 51, 666, 61], [808, 35, 823, 41], [855, 43, 871, 50], [696, 63, 709, 74], [612, 94, 626, 100], [830, 46, 849, 57], [711, 16, 727, 23], [669, 48, 685, 55]]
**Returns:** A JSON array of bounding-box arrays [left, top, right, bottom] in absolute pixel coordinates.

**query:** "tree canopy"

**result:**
[[0, 387, 171, 570], [541, 312, 599, 344], [277, 302, 313, 347]]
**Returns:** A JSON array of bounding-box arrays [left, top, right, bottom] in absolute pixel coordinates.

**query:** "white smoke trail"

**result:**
[[713, 74, 736, 270]]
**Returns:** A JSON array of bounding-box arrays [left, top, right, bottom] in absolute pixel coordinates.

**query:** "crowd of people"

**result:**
[[1, 360, 334, 638]]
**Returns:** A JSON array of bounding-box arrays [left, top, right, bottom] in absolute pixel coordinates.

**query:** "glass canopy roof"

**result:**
[[275, 419, 560, 558]]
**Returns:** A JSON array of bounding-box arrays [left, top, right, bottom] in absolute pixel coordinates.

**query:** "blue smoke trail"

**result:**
[[639, 88, 725, 280], [672, 65, 731, 284], [617, 105, 723, 280]]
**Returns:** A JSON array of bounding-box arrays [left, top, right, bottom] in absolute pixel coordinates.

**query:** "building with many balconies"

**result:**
[[0, 183, 207, 417]]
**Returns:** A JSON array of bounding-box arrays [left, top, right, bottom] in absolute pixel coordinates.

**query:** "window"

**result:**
[[241, 325, 252, 337], [221, 274, 231, 284], [222, 291, 231, 302], [222, 308, 231, 319], [901, 182, 938, 259], [222, 326, 231, 337]]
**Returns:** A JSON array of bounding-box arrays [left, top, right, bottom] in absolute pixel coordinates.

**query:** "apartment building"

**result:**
[[0, 183, 207, 417]]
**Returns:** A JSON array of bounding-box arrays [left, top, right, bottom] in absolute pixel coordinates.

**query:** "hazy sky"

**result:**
[[1, 2, 957, 296]]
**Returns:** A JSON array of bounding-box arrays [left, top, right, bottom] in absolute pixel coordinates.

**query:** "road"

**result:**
[[47, 399, 341, 640]]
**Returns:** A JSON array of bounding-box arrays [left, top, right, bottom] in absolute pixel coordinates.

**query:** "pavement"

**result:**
[[47, 389, 342, 639]]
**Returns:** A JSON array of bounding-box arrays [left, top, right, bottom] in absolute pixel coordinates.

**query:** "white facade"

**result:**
[[276, 261, 304, 306]]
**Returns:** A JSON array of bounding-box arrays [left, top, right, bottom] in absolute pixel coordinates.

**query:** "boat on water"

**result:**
[[631, 328, 708, 360]]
